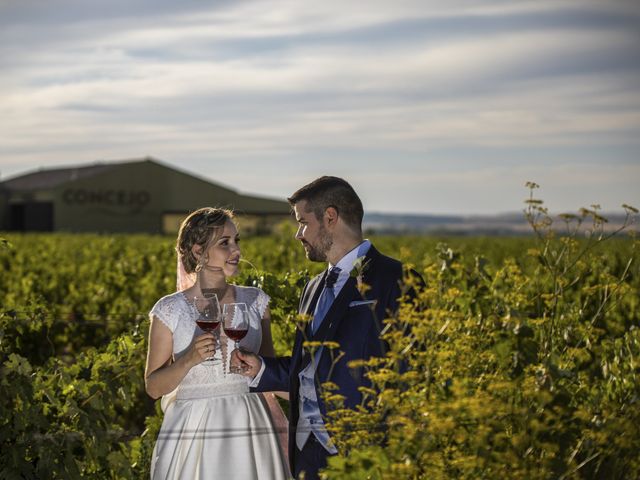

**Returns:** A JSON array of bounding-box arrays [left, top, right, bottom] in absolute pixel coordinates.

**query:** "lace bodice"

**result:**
[[150, 286, 269, 400]]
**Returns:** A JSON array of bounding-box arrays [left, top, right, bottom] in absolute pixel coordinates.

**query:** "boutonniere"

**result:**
[[350, 256, 371, 295]]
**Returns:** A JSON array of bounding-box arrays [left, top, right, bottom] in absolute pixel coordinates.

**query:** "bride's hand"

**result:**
[[188, 333, 216, 366]]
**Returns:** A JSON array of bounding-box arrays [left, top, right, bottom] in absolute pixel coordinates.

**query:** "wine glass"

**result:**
[[193, 294, 221, 364], [222, 302, 249, 349], [222, 302, 249, 351]]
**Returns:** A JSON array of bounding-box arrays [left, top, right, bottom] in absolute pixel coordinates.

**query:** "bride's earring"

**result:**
[[195, 252, 209, 273], [192, 245, 205, 273]]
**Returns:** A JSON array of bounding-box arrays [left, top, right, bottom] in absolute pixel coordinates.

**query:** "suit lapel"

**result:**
[[360, 245, 381, 294], [311, 275, 359, 343], [301, 273, 325, 317], [292, 273, 326, 369]]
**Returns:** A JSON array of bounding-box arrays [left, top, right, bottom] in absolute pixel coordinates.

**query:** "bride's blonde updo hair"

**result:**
[[176, 207, 235, 274]]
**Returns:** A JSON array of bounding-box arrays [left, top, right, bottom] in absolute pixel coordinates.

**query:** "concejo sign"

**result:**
[[62, 189, 151, 214]]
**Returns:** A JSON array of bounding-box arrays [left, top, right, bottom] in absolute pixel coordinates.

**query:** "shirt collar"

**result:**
[[329, 239, 372, 277]]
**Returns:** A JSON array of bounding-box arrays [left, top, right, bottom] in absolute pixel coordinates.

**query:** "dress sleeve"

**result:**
[[149, 296, 178, 332], [254, 288, 271, 318]]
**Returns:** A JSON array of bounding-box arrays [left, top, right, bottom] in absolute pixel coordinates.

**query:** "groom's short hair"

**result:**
[[288, 176, 364, 232]]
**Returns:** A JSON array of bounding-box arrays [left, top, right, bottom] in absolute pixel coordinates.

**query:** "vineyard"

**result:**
[[1, 200, 639, 479]]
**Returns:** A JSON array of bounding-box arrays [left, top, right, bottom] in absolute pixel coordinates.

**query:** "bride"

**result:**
[[145, 207, 290, 479]]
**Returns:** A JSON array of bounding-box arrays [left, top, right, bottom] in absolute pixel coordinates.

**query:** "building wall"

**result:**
[[46, 161, 288, 233]]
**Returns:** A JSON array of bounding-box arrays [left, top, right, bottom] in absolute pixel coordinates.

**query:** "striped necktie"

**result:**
[[311, 266, 341, 334]]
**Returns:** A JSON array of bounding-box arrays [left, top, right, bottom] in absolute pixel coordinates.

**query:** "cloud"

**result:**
[[351, 162, 640, 214], [0, 0, 638, 213]]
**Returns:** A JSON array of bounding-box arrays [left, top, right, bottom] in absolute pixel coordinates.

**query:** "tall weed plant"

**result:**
[[323, 185, 639, 479]]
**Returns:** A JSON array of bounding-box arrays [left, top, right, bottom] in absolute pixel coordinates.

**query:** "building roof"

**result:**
[[0, 160, 131, 192]]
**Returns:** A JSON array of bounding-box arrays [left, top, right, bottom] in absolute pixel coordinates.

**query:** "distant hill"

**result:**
[[363, 212, 636, 236]]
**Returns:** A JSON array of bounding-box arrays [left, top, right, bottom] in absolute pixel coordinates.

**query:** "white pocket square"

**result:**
[[349, 300, 377, 307]]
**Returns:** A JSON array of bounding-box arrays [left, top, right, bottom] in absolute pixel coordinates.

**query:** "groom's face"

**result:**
[[293, 200, 333, 262]]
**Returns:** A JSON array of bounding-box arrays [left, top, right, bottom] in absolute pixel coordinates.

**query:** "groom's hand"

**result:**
[[230, 349, 262, 379]]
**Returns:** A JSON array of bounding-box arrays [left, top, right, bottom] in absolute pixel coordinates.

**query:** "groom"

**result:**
[[232, 176, 420, 479]]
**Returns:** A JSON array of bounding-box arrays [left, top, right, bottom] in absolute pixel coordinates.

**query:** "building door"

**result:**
[[8, 204, 25, 230], [9, 202, 54, 231]]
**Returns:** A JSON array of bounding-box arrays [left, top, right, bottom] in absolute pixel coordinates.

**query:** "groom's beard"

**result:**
[[305, 226, 333, 262]]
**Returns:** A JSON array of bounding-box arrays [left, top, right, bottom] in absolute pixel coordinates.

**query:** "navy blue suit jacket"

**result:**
[[255, 245, 406, 471]]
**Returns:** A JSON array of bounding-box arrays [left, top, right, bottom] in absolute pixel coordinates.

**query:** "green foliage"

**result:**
[[239, 269, 310, 356], [323, 190, 639, 479], [0, 234, 174, 363], [0, 315, 150, 478]]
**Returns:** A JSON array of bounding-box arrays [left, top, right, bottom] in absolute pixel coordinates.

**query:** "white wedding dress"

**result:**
[[149, 286, 290, 480]]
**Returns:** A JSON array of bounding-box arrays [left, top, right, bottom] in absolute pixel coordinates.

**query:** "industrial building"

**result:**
[[0, 157, 291, 234]]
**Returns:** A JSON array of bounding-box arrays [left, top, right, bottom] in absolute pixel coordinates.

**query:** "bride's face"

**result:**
[[196, 220, 241, 277]]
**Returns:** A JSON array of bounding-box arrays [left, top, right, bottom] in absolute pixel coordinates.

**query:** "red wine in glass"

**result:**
[[222, 302, 249, 350], [223, 327, 248, 342], [196, 319, 220, 333]]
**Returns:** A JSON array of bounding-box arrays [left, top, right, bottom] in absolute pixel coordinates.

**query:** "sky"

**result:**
[[1, 0, 639, 215]]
